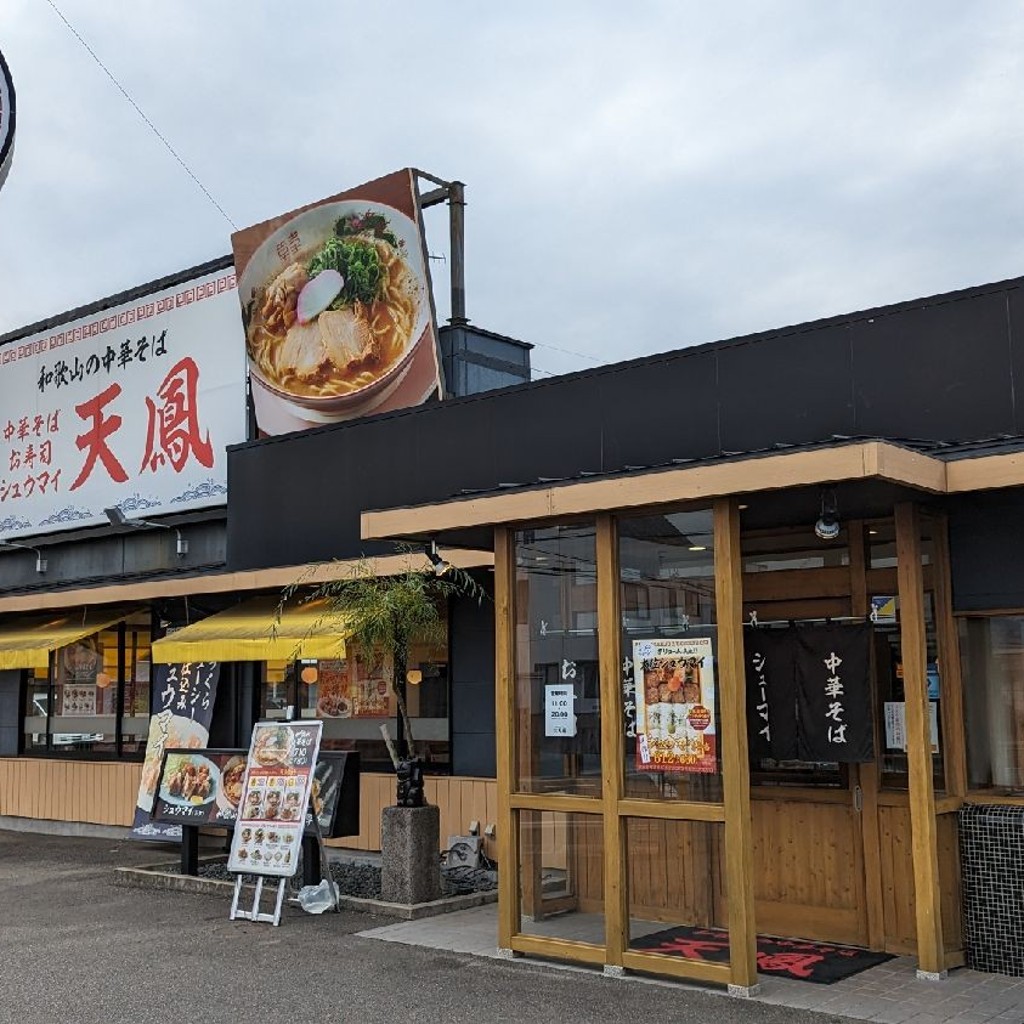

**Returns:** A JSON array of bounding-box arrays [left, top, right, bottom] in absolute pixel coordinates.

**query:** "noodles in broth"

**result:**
[[246, 222, 420, 399]]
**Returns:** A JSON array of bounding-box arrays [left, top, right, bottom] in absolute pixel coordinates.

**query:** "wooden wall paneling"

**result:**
[[743, 599, 851, 623], [751, 798, 866, 944], [597, 514, 625, 964], [714, 497, 758, 989], [878, 804, 917, 953], [867, 566, 934, 595], [494, 527, 521, 949], [937, 811, 964, 957], [895, 502, 945, 974], [743, 566, 854, 603]]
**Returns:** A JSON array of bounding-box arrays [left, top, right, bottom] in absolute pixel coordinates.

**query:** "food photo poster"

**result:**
[[231, 168, 443, 436], [151, 749, 246, 828], [633, 637, 718, 774], [227, 721, 323, 877]]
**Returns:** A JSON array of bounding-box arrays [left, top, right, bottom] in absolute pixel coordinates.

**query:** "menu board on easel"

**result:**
[[227, 721, 322, 878]]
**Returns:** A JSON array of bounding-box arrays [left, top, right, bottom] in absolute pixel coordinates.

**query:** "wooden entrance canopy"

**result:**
[[360, 436, 986, 987], [360, 438, 1023, 543]]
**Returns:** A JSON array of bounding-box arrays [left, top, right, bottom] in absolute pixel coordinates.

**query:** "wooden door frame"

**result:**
[[896, 502, 946, 978], [493, 506, 758, 990]]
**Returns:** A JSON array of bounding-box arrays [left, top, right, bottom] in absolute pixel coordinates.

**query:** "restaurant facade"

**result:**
[[2, 176, 1024, 987]]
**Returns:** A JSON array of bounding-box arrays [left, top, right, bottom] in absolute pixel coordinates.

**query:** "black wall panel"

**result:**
[[1009, 288, 1024, 435], [717, 328, 856, 452], [851, 292, 1014, 440], [598, 350, 720, 469], [449, 582, 496, 778], [229, 277, 1024, 571], [0, 670, 19, 757], [948, 490, 1024, 612]]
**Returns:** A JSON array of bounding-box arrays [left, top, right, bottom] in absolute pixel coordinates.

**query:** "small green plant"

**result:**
[[281, 546, 487, 758]]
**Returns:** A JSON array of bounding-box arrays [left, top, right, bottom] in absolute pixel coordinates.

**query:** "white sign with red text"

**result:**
[[0, 268, 246, 541]]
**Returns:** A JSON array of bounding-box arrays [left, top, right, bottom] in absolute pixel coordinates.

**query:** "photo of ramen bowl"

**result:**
[[239, 201, 431, 417], [253, 724, 294, 767]]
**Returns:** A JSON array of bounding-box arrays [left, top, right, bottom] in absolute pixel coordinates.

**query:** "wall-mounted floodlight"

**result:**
[[0, 539, 47, 573], [103, 506, 188, 557], [424, 540, 451, 576]]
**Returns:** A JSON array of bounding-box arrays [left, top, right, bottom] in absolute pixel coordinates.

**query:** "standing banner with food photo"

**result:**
[[151, 748, 246, 828], [228, 721, 323, 877], [633, 637, 717, 774], [231, 168, 443, 437], [131, 662, 220, 839]]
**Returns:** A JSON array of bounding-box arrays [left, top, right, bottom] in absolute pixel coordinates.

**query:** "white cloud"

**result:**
[[1, 1, 1023, 379]]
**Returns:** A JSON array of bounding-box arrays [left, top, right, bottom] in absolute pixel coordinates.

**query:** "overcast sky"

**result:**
[[1, 2, 1023, 377]]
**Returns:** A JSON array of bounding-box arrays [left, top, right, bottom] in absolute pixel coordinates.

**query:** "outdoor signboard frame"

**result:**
[[227, 720, 323, 927], [0, 47, 15, 191]]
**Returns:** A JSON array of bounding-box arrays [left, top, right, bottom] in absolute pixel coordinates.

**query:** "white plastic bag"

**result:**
[[296, 879, 339, 914]]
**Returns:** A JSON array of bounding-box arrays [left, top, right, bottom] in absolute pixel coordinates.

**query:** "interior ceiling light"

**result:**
[[814, 488, 841, 542]]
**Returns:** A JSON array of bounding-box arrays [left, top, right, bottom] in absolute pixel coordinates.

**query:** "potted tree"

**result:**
[[282, 546, 486, 904]]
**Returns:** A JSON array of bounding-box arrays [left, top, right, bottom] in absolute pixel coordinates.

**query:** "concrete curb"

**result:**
[[113, 863, 498, 920]]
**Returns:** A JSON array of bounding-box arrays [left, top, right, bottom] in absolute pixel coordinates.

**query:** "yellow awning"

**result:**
[[151, 596, 348, 664], [0, 607, 134, 671]]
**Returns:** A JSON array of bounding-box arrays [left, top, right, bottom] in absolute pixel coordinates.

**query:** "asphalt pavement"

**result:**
[[0, 829, 857, 1024]]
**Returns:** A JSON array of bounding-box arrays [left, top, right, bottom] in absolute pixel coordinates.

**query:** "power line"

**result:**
[[43, 0, 238, 230], [531, 340, 603, 364]]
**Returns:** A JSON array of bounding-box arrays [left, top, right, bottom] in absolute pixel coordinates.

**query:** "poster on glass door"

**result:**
[[633, 637, 717, 773]]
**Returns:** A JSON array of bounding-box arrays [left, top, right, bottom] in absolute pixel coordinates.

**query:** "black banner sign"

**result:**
[[131, 661, 221, 840], [795, 624, 874, 763], [304, 752, 361, 839], [744, 628, 799, 762]]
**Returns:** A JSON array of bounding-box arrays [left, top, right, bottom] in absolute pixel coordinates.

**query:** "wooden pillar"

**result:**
[[932, 514, 967, 800], [895, 502, 945, 977], [849, 520, 885, 951], [597, 515, 627, 967], [494, 527, 520, 951], [713, 497, 758, 991]]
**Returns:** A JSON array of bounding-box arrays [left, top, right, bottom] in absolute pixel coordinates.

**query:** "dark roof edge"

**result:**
[[0, 254, 235, 348], [362, 435, 933, 515], [228, 271, 1024, 456]]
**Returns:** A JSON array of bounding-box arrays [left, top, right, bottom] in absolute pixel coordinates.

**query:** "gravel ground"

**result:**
[[185, 857, 498, 898]]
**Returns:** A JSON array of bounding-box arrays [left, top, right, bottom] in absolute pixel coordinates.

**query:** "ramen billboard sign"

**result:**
[[231, 168, 443, 436], [0, 266, 247, 542], [0, 48, 15, 191]]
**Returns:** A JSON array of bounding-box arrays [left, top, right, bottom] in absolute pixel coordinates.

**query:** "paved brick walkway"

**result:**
[[359, 905, 1024, 1024]]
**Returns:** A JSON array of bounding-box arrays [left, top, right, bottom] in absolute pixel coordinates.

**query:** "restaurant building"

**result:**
[[3, 180, 1024, 987]]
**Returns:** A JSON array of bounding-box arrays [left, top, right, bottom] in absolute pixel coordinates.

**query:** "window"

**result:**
[[959, 616, 1024, 794], [874, 593, 944, 791], [618, 510, 722, 802], [258, 634, 451, 773], [514, 522, 601, 797], [23, 616, 152, 758]]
